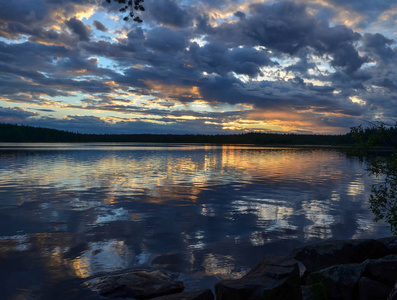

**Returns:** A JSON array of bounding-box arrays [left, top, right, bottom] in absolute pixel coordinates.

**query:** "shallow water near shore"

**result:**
[[0, 143, 390, 299]]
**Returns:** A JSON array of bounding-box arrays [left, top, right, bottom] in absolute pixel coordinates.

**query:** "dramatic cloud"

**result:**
[[0, 0, 396, 134], [65, 17, 92, 41], [0, 106, 37, 123], [93, 20, 108, 32]]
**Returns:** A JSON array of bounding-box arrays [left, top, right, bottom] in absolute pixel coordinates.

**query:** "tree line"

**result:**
[[0, 123, 354, 145]]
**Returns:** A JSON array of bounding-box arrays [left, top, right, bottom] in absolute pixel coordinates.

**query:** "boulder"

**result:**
[[358, 277, 393, 300], [301, 284, 328, 300], [378, 237, 397, 254], [362, 255, 397, 286], [388, 282, 397, 300], [150, 289, 214, 300], [291, 239, 390, 273], [215, 256, 302, 300], [305, 254, 397, 300], [307, 263, 366, 300], [85, 269, 185, 299]]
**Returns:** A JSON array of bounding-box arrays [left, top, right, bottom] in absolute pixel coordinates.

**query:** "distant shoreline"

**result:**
[[0, 123, 354, 146]]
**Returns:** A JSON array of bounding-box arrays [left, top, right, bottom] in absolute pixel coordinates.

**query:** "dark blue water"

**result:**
[[0, 143, 390, 299]]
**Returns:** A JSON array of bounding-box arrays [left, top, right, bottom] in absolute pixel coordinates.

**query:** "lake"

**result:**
[[0, 143, 390, 299]]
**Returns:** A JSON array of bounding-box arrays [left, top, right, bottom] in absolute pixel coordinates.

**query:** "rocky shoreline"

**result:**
[[85, 237, 397, 300]]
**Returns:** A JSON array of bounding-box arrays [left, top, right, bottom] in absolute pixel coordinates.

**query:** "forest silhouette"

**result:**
[[0, 123, 353, 145]]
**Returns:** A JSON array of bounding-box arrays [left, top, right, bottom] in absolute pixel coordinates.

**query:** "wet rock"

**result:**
[[358, 276, 393, 300], [291, 239, 390, 273], [85, 269, 185, 299], [215, 256, 302, 300], [307, 263, 366, 300], [150, 289, 214, 300]]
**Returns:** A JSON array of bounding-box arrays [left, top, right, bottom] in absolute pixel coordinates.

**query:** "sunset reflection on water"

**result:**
[[0, 143, 390, 299]]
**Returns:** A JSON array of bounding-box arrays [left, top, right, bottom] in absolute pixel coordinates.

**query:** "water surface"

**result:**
[[0, 143, 390, 299]]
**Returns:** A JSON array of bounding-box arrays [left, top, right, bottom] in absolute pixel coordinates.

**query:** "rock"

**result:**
[[307, 263, 366, 300], [301, 284, 327, 300], [362, 255, 397, 286], [291, 239, 390, 273], [85, 269, 185, 299], [215, 256, 302, 300], [305, 255, 397, 300], [358, 277, 393, 300], [388, 282, 397, 300], [378, 237, 397, 254], [150, 289, 214, 300]]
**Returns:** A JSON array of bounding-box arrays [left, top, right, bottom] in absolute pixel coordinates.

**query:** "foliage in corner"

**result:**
[[106, 0, 145, 22], [350, 122, 397, 235]]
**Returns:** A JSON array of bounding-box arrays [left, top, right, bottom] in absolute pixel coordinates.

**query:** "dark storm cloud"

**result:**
[[285, 55, 316, 75], [146, 0, 194, 28], [195, 71, 366, 120], [0, 41, 68, 71], [0, 0, 98, 40], [187, 42, 274, 76], [0, 106, 37, 123], [34, 108, 56, 112], [93, 20, 108, 32], [234, 11, 246, 20], [65, 17, 92, 41], [81, 27, 146, 60], [198, 0, 232, 9], [203, 1, 365, 74], [324, 0, 395, 28], [0, 20, 79, 46], [0, 40, 117, 102], [144, 27, 190, 54], [355, 33, 397, 94], [326, 0, 394, 13], [56, 55, 116, 76], [361, 33, 396, 64], [0, 0, 48, 26], [25, 114, 227, 135], [66, 99, 249, 120]]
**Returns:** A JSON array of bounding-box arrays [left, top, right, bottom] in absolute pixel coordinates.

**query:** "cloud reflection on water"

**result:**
[[0, 144, 391, 299]]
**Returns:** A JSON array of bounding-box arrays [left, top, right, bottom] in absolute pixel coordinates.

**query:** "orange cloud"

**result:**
[[144, 80, 202, 100], [207, 106, 348, 133]]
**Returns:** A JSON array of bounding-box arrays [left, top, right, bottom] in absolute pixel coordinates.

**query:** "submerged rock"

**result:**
[[85, 269, 185, 299], [152, 253, 188, 273], [215, 256, 302, 300]]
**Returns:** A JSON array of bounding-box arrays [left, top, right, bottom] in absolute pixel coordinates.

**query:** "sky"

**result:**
[[0, 0, 396, 135]]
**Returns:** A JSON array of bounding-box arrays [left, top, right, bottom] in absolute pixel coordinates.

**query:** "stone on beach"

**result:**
[[84, 238, 397, 300], [291, 239, 390, 273], [150, 289, 214, 300], [85, 269, 185, 299], [214, 256, 302, 300], [303, 253, 397, 300]]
